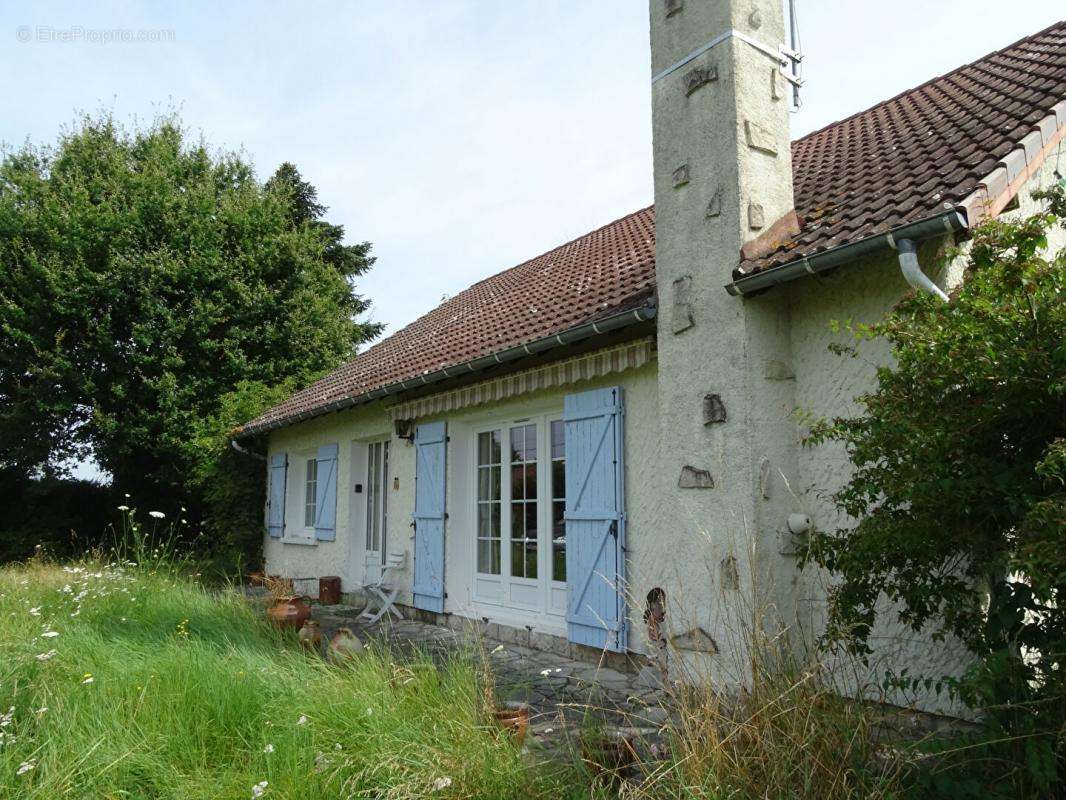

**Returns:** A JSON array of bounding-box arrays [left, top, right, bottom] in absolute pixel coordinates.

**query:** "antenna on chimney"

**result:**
[[782, 0, 803, 111]]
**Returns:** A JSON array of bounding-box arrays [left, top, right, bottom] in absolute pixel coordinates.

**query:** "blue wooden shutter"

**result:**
[[267, 452, 287, 539], [314, 443, 339, 541], [564, 386, 627, 652], [412, 421, 447, 612]]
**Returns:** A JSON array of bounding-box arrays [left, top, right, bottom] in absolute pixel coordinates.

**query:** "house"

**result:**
[[235, 4, 1066, 703]]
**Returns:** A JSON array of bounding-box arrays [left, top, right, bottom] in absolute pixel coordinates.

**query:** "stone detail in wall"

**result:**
[[683, 66, 718, 96], [678, 465, 714, 489], [705, 183, 723, 218], [759, 458, 772, 499], [671, 276, 695, 333], [763, 359, 795, 380], [744, 119, 778, 156], [720, 556, 740, 591], [748, 201, 765, 230], [663, 0, 682, 17], [702, 393, 727, 424], [671, 164, 690, 188], [771, 67, 783, 101], [671, 627, 719, 654], [748, 8, 762, 29]]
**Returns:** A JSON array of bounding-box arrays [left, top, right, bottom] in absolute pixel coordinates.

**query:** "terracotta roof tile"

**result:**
[[243, 21, 1066, 435]]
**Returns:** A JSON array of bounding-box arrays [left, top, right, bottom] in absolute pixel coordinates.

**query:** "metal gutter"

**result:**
[[724, 208, 969, 296], [234, 299, 658, 439]]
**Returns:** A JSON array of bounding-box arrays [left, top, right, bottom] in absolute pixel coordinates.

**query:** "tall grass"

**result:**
[[0, 557, 580, 799]]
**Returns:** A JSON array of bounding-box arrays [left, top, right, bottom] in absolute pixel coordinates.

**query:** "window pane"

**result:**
[[527, 539, 537, 579], [524, 463, 537, 500], [491, 540, 501, 574], [553, 541, 566, 583], [510, 540, 524, 578], [552, 501, 565, 540], [525, 502, 537, 537], [510, 427, 524, 462], [525, 425, 537, 460], [510, 464, 524, 501], [477, 539, 492, 574], [491, 503, 500, 538], [511, 504, 524, 539], [551, 419, 565, 459], [552, 460, 565, 500]]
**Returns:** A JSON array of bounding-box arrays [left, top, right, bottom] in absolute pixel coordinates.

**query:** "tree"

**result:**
[[803, 185, 1065, 796], [0, 114, 379, 561]]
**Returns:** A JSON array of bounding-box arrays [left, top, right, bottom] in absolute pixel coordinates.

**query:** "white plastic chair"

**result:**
[[358, 551, 407, 624]]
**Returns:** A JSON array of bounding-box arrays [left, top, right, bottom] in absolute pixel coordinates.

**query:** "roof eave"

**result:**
[[724, 208, 969, 296], [234, 299, 658, 439]]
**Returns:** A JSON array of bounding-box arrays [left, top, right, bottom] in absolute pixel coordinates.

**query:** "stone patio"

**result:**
[[249, 589, 674, 757]]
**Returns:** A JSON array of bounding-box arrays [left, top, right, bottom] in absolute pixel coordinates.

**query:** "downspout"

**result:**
[[230, 438, 267, 461], [894, 237, 949, 301]]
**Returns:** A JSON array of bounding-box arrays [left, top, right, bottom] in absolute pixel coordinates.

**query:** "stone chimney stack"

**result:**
[[648, 0, 799, 682]]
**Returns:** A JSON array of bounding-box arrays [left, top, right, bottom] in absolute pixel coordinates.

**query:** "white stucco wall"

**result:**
[[263, 358, 661, 640], [783, 158, 1064, 712]]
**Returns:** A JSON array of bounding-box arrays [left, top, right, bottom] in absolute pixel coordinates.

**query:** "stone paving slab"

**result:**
[[246, 590, 676, 761]]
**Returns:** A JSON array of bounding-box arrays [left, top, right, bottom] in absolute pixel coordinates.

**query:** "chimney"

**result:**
[[649, 0, 799, 682]]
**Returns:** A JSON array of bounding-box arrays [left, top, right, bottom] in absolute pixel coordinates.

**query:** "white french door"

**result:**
[[364, 439, 389, 579], [472, 414, 567, 621]]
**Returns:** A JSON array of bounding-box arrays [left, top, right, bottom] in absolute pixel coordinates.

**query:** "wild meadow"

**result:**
[[0, 553, 582, 799]]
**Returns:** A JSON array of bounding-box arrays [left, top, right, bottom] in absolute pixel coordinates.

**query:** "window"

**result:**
[[476, 430, 502, 574], [550, 419, 566, 582], [304, 458, 318, 528], [366, 440, 389, 555], [510, 424, 538, 579]]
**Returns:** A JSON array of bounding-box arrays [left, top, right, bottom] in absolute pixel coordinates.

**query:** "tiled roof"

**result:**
[[240, 207, 657, 434], [738, 20, 1066, 275], [241, 21, 1066, 436]]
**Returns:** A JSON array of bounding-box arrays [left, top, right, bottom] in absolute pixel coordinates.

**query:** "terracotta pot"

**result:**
[[267, 595, 312, 629], [492, 705, 530, 744]]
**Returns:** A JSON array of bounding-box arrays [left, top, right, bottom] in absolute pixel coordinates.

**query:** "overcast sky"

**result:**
[[1, 1, 1059, 480]]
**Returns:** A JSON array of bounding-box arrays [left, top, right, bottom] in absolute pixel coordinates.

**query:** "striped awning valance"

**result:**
[[386, 337, 655, 421]]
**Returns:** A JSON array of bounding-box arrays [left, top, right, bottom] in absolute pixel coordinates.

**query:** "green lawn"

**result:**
[[0, 559, 582, 799]]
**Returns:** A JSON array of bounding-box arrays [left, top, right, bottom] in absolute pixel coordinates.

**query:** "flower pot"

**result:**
[[492, 704, 530, 744], [247, 571, 266, 587], [267, 595, 312, 629]]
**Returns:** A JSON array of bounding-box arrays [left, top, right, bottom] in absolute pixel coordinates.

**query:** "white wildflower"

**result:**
[[251, 780, 269, 798], [431, 776, 453, 791], [296, 714, 308, 726], [117, 505, 130, 511], [333, 742, 343, 750], [35, 707, 47, 717], [36, 650, 57, 662], [263, 743, 274, 754], [1, 706, 13, 727], [148, 511, 165, 519], [539, 668, 551, 676], [28, 606, 40, 616], [81, 674, 94, 684], [41, 630, 59, 638], [491, 644, 504, 654], [16, 759, 36, 776], [366, 707, 373, 716]]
